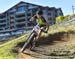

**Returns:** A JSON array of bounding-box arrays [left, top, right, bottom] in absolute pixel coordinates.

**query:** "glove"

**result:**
[[44, 30, 48, 33]]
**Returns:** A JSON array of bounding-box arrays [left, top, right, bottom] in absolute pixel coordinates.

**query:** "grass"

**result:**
[[49, 23, 75, 34], [0, 34, 28, 59]]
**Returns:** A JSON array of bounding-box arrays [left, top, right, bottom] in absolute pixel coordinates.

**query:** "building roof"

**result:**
[[2, 1, 43, 14], [1, 1, 62, 15]]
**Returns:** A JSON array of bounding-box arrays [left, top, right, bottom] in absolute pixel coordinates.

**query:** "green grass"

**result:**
[[0, 34, 28, 59]]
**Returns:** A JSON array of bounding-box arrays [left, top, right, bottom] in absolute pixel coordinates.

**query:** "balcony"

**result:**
[[10, 19, 14, 22], [0, 22, 6, 28], [10, 26, 14, 29], [16, 17, 25, 20], [16, 19, 25, 23], [16, 27, 25, 30], [9, 9, 16, 13], [0, 28, 16, 33], [25, 26, 33, 30], [0, 18, 6, 21], [27, 11, 31, 13], [16, 26, 33, 30], [0, 20, 6, 23], [16, 23, 25, 29], [27, 16, 31, 19], [0, 22, 6, 25], [15, 11, 25, 15], [27, 22, 33, 26], [0, 26, 6, 30], [16, 21, 25, 25], [10, 23, 14, 26], [10, 14, 14, 18]]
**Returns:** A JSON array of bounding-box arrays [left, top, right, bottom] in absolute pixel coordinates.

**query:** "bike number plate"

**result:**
[[34, 25, 41, 35]]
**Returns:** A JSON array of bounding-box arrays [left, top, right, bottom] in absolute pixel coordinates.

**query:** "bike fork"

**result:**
[[30, 37, 36, 50]]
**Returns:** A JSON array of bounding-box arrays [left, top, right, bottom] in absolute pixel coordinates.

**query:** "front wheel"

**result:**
[[21, 32, 35, 53]]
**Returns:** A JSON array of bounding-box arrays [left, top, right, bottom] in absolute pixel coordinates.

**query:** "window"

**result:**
[[27, 13, 31, 16], [10, 26, 14, 29], [0, 24, 6, 27], [43, 10, 47, 14], [16, 19, 25, 22], [17, 6, 26, 12], [32, 9, 37, 14], [17, 24, 25, 28], [0, 20, 6, 23], [10, 12, 14, 15], [27, 18, 30, 21], [48, 13, 51, 15], [0, 28, 3, 30], [9, 9, 16, 13], [27, 22, 32, 26], [16, 14, 25, 18]]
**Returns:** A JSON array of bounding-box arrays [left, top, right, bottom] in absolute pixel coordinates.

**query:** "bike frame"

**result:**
[[20, 25, 42, 53], [32, 25, 42, 35]]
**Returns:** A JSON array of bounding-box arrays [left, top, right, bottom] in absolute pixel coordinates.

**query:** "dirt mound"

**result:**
[[16, 31, 75, 59]]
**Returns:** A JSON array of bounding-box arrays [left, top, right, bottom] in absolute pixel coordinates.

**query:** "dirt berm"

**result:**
[[16, 31, 75, 59]]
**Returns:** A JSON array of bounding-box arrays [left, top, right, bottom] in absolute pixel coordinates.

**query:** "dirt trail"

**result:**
[[17, 32, 75, 59], [18, 53, 36, 59]]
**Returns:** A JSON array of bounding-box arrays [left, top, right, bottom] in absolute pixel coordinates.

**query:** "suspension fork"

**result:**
[[20, 31, 34, 52]]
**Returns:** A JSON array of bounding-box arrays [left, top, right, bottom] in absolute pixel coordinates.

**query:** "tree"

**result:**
[[56, 16, 65, 24]]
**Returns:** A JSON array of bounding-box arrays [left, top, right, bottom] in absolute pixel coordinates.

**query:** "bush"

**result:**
[[56, 16, 65, 24]]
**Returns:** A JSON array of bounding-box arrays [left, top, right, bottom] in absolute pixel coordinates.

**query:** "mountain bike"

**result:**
[[20, 24, 47, 53]]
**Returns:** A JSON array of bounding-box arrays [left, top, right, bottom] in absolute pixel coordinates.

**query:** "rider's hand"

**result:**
[[40, 27, 44, 30], [40, 27, 48, 33], [44, 30, 48, 33]]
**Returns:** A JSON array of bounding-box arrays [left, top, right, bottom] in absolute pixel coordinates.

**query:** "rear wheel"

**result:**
[[21, 32, 35, 53]]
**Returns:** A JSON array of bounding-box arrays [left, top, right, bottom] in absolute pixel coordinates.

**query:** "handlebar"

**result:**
[[40, 27, 48, 33]]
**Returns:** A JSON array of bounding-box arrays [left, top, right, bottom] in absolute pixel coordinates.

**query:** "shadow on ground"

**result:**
[[15, 31, 75, 48], [36, 31, 74, 46]]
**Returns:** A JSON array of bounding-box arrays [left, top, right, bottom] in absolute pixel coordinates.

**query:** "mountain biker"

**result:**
[[30, 9, 49, 40]]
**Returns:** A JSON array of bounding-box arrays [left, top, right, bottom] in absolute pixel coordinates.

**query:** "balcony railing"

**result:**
[[0, 27, 5, 30], [0, 28, 17, 33], [0, 18, 6, 21], [16, 26, 33, 30], [15, 11, 25, 15], [16, 21, 25, 25], [10, 14, 14, 17], [16, 17, 25, 20], [10, 23, 14, 26], [10, 19, 14, 22], [27, 11, 31, 13], [0, 22, 6, 25], [0, 26, 33, 33]]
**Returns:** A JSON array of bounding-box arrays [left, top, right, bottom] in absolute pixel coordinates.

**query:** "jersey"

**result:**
[[34, 16, 47, 26]]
